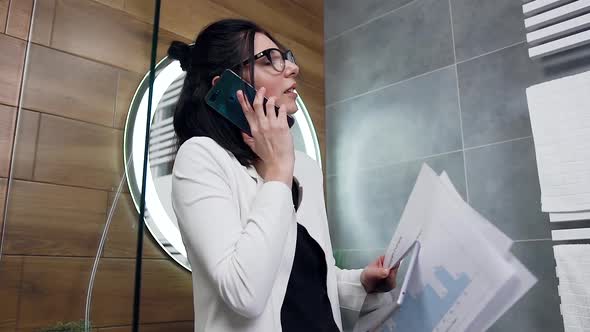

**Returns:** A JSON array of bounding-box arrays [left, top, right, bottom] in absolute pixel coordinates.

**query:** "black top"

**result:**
[[281, 182, 339, 331]]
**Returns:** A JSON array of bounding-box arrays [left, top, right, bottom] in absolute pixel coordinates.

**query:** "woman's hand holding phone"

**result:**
[[237, 87, 294, 188]]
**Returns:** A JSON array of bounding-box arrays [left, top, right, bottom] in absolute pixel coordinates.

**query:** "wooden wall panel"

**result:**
[[291, 0, 323, 18], [18, 256, 92, 328], [114, 70, 143, 129], [0, 0, 8, 33], [126, 0, 233, 38], [3, 180, 107, 255], [212, 0, 322, 52], [87, 258, 135, 326], [30, 0, 56, 46], [0, 104, 16, 177], [5, 0, 33, 40], [103, 192, 163, 259], [22, 44, 118, 127], [95, 0, 124, 10], [12, 109, 39, 180], [0, 34, 25, 107], [0, 178, 7, 246], [34, 114, 123, 190], [0, 256, 23, 331], [51, 0, 185, 75], [18, 256, 192, 329], [138, 260, 193, 323]]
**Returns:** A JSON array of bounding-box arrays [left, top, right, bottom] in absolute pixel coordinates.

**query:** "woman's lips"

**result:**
[[284, 89, 298, 99]]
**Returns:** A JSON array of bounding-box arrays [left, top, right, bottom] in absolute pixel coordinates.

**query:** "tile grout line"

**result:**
[[464, 136, 533, 151], [326, 64, 454, 109], [325, 0, 421, 43], [514, 238, 552, 243], [456, 40, 527, 65], [327, 40, 528, 109], [326, 133, 535, 178], [326, 148, 464, 177], [447, 0, 470, 203]]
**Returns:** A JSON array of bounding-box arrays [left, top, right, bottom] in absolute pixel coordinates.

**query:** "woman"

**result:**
[[170, 19, 398, 332]]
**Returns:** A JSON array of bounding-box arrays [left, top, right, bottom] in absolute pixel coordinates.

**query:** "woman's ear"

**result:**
[[211, 75, 220, 86]]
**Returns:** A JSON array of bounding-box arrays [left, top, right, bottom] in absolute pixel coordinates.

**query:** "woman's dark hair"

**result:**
[[168, 19, 286, 167]]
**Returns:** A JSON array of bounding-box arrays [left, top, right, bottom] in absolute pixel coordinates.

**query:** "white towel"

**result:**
[[554, 245, 590, 332], [526, 70, 590, 213]]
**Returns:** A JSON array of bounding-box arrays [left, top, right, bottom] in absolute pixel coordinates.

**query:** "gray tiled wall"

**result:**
[[325, 0, 590, 330]]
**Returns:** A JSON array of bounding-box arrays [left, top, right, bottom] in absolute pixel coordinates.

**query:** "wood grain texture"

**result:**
[[114, 70, 143, 129], [12, 109, 39, 180], [125, 0, 233, 36], [290, 0, 323, 19], [3, 180, 108, 255], [103, 192, 163, 259], [34, 114, 124, 190], [137, 259, 193, 323], [0, 256, 23, 330], [18, 256, 93, 328], [94, 0, 123, 10], [0, 104, 16, 177], [0, 0, 8, 33], [51, 0, 184, 74], [22, 44, 118, 127], [18, 256, 192, 329], [0, 34, 25, 107], [5, 0, 33, 40], [30, 0, 56, 46], [212, 0, 322, 52]]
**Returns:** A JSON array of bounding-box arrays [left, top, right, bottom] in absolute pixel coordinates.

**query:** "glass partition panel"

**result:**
[[0, 0, 172, 330]]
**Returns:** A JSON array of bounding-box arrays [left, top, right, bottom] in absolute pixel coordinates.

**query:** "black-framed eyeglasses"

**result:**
[[237, 48, 296, 73]]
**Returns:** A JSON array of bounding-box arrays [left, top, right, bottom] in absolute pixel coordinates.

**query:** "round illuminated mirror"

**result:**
[[124, 57, 322, 270]]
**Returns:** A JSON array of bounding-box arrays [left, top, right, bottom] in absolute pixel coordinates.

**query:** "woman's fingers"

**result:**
[[276, 104, 288, 127], [252, 87, 268, 124]]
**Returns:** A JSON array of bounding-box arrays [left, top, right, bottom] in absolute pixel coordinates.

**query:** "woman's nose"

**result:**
[[284, 60, 299, 78]]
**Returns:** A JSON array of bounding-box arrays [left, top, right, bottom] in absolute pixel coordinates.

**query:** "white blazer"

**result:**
[[172, 137, 374, 332]]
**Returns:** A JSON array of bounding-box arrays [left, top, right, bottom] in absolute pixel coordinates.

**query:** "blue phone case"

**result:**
[[205, 69, 295, 137]]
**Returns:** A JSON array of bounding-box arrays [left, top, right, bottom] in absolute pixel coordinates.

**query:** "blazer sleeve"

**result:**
[[171, 138, 296, 318]]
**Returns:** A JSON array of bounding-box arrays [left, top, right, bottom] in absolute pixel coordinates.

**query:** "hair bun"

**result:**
[[168, 41, 192, 71]]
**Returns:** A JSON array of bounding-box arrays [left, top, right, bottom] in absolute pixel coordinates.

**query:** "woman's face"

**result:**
[[246, 32, 300, 115]]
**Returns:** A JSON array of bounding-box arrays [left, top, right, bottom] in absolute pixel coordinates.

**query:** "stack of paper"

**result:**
[[354, 164, 537, 332], [526, 70, 590, 222], [554, 245, 590, 332]]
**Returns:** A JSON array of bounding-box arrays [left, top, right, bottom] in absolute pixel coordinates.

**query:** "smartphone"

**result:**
[[205, 69, 295, 137]]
